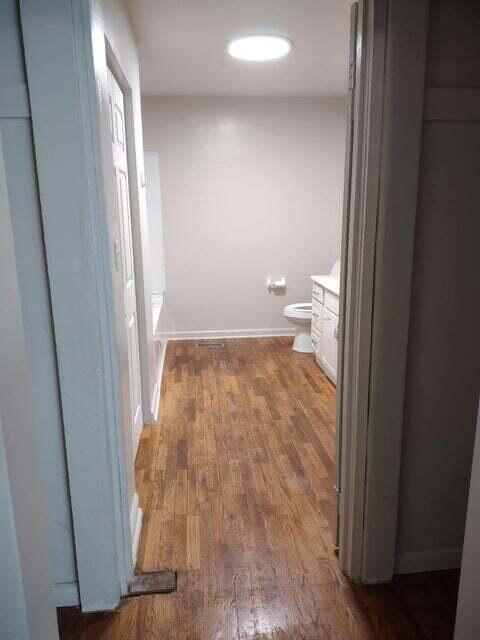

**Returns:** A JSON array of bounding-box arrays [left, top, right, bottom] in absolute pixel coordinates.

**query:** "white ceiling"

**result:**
[[125, 0, 351, 97]]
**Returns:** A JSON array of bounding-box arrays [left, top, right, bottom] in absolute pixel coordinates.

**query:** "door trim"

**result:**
[[19, 0, 132, 610], [360, 0, 429, 583], [338, 0, 385, 582], [0, 130, 59, 640], [334, 1, 358, 548], [338, 0, 429, 583]]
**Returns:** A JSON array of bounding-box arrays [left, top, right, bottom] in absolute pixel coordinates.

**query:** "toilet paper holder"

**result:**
[[266, 277, 287, 293]]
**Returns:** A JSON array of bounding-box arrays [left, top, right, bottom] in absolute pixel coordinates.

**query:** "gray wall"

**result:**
[[142, 96, 346, 335], [396, 0, 480, 572]]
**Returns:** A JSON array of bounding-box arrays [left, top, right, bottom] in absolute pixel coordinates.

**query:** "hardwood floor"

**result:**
[[58, 337, 459, 639]]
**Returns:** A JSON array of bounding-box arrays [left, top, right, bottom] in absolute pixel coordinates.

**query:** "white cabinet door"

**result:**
[[320, 307, 338, 384]]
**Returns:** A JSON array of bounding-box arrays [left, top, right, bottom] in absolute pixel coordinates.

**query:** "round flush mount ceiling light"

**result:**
[[227, 35, 292, 62]]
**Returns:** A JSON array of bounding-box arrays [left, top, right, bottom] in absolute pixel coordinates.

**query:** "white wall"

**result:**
[[142, 96, 346, 336]]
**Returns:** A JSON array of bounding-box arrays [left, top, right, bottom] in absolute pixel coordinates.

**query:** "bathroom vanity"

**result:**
[[311, 274, 340, 385]]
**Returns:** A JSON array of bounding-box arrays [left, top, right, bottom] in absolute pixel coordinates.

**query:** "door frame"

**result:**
[[0, 130, 59, 640], [19, 0, 431, 612], [19, 0, 134, 610], [337, 0, 387, 582], [337, 0, 429, 583]]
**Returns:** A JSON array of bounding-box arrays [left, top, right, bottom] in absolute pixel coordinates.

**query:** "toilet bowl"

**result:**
[[284, 303, 313, 353]]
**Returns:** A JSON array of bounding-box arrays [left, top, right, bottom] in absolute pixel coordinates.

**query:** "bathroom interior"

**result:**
[[145, 96, 345, 369], [135, 0, 349, 575]]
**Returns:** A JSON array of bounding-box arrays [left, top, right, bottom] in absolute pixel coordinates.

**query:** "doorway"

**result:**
[[12, 0, 472, 632], [51, 0, 463, 636]]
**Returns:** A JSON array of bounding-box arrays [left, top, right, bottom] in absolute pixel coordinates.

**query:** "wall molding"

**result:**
[[150, 338, 167, 423], [150, 376, 161, 424], [152, 293, 164, 340], [165, 328, 295, 341], [395, 548, 462, 575], [130, 493, 143, 566]]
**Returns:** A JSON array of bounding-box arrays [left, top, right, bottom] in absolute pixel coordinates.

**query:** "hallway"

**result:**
[[58, 338, 458, 639]]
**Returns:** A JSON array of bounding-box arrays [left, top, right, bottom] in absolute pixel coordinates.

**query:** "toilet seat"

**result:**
[[284, 303, 312, 320]]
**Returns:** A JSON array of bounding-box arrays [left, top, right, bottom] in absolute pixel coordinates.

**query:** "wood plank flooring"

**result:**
[[58, 337, 459, 639]]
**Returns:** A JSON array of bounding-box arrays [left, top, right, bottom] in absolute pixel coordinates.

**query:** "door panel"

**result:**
[[117, 169, 135, 290], [107, 67, 143, 457]]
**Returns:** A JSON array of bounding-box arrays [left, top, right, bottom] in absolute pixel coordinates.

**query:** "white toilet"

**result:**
[[283, 303, 313, 353]]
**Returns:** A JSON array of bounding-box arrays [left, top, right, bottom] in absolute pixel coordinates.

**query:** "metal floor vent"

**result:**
[[197, 342, 225, 348]]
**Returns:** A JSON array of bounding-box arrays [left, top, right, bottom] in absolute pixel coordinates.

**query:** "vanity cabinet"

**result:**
[[311, 275, 340, 385], [320, 306, 338, 383]]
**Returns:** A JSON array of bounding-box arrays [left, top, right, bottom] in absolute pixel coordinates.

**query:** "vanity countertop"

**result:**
[[311, 275, 340, 297]]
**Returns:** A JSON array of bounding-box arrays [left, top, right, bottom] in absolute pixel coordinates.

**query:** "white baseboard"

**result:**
[[152, 292, 164, 337], [165, 328, 295, 341], [149, 338, 167, 423], [395, 547, 463, 574], [54, 581, 80, 607], [150, 380, 161, 424], [130, 492, 143, 566]]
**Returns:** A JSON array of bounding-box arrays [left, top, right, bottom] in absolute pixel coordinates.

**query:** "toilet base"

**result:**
[[292, 328, 314, 353]]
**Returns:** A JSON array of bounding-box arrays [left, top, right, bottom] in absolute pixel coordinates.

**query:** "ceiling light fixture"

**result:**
[[227, 35, 292, 62]]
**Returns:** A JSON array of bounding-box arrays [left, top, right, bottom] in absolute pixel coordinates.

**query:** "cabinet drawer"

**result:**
[[324, 290, 339, 316], [312, 282, 324, 304]]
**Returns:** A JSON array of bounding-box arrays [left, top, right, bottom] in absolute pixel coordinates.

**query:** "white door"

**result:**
[[107, 67, 143, 456]]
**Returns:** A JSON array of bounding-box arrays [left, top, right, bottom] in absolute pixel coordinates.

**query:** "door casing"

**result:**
[[337, 0, 429, 584], [19, 0, 431, 611]]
